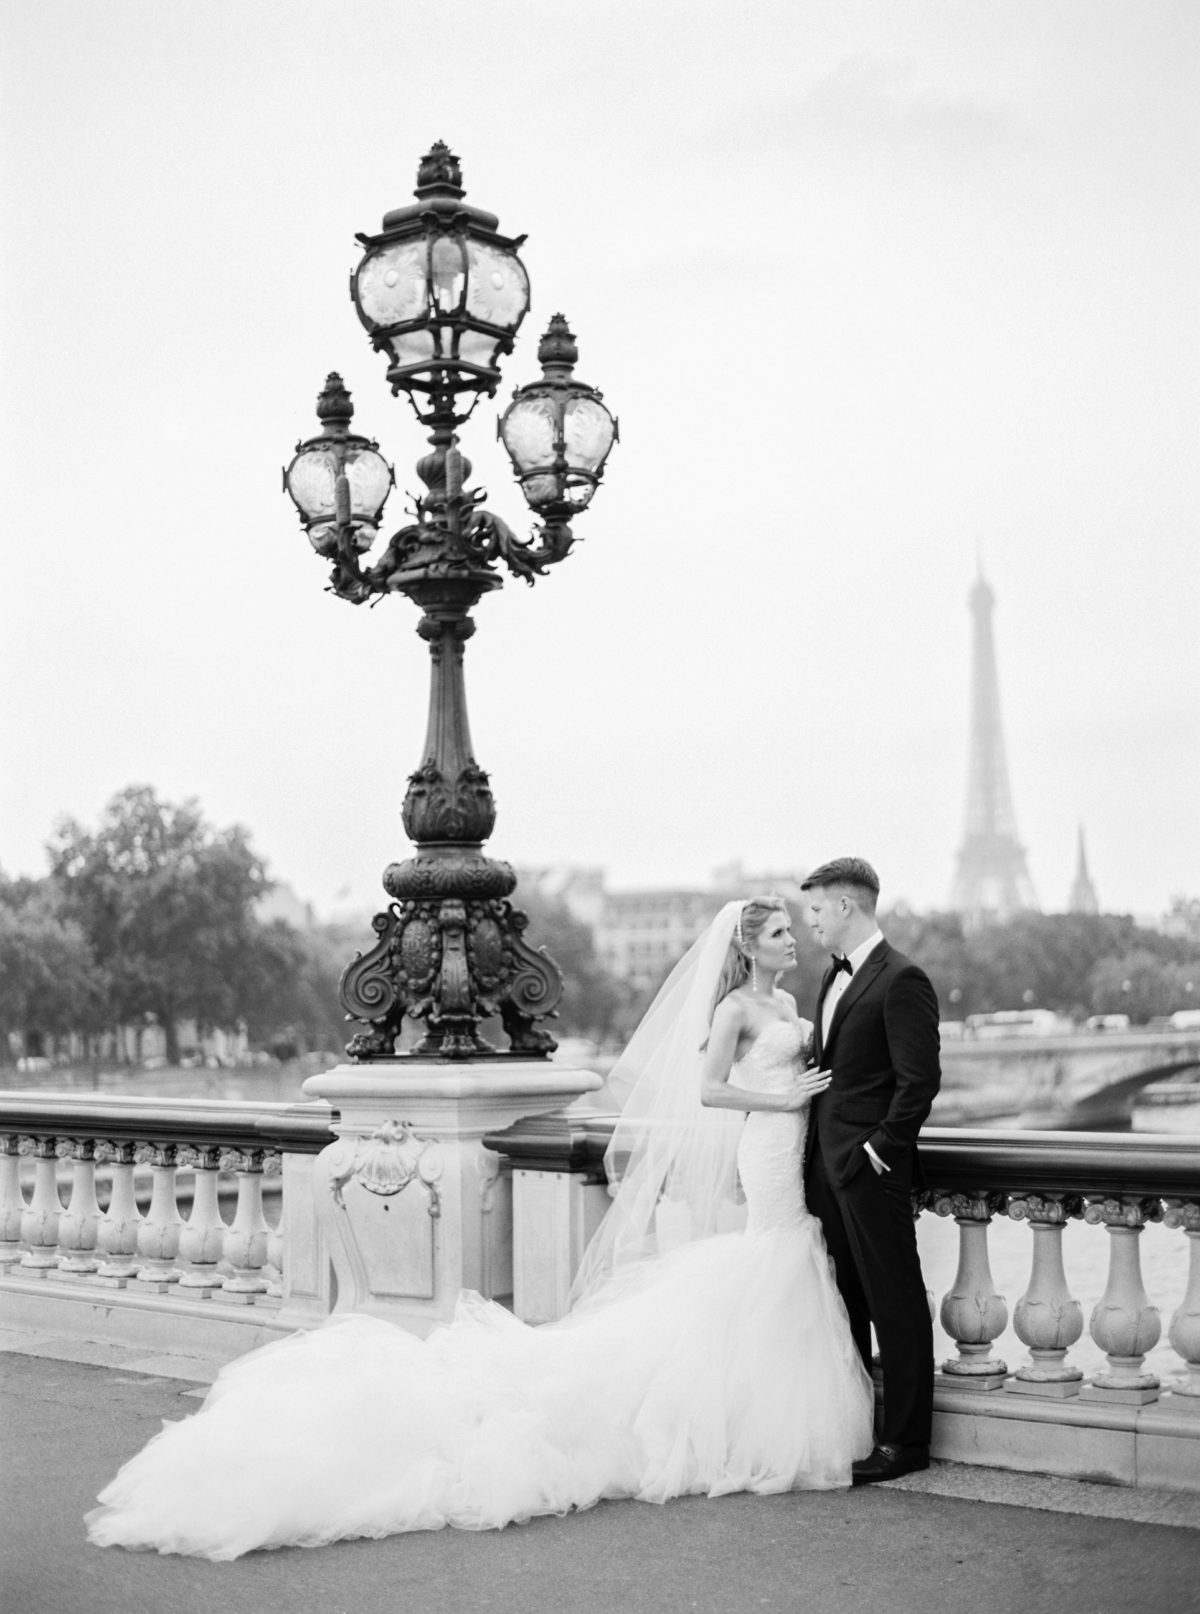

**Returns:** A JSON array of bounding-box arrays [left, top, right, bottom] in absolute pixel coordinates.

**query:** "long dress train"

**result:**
[[86, 1021, 874, 1559]]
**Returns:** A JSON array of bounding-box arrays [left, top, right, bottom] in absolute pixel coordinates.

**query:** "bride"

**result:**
[[86, 897, 875, 1559]]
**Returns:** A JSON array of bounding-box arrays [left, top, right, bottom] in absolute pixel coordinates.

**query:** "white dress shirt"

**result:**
[[820, 929, 884, 1045], [821, 930, 890, 1174]]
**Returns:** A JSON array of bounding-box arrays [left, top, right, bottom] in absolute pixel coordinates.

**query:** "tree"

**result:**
[[0, 876, 106, 1058], [511, 886, 631, 1044], [878, 910, 1200, 1022], [238, 919, 349, 1057], [958, 913, 1135, 1019], [48, 786, 272, 1063], [1090, 950, 1200, 1024], [874, 910, 972, 1016]]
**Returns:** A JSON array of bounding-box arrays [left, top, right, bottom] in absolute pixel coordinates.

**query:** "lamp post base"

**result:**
[[302, 1060, 602, 1336], [339, 876, 565, 1060]]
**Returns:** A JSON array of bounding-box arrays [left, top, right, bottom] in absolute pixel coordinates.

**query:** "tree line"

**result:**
[[800, 907, 1198, 1028], [0, 786, 633, 1066], [1, 787, 1196, 1067], [0, 787, 349, 1064]]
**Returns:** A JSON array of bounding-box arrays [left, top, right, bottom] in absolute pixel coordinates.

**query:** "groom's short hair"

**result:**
[[800, 857, 880, 912]]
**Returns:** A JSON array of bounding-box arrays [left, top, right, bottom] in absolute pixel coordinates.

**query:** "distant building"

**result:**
[[517, 863, 810, 992], [257, 882, 317, 930], [1161, 895, 1200, 944], [515, 865, 607, 931], [596, 888, 728, 990], [1067, 825, 1099, 914]]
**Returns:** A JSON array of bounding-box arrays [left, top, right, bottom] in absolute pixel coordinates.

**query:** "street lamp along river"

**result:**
[[284, 143, 617, 1063]]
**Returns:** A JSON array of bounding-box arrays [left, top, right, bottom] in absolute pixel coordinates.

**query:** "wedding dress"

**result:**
[[86, 1019, 874, 1560]]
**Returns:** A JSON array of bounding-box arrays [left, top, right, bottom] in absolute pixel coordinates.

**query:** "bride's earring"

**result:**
[[750, 956, 759, 992]]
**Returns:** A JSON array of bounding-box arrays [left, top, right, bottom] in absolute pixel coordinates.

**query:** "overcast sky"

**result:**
[[2, 0, 1196, 922]]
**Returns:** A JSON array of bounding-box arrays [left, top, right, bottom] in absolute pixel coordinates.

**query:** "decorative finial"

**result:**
[[316, 372, 354, 429], [537, 314, 579, 373], [415, 141, 465, 199]]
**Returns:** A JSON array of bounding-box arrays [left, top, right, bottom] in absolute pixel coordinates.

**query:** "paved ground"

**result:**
[[3, 1352, 1198, 1614]]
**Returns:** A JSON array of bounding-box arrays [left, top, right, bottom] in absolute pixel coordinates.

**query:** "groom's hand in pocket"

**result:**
[[864, 1140, 889, 1175]]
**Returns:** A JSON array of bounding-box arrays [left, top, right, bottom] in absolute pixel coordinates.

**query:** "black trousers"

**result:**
[[806, 1147, 934, 1449]]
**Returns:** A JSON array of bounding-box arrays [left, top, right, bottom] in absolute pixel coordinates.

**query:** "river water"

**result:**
[[5, 1064, 1196, 1383]]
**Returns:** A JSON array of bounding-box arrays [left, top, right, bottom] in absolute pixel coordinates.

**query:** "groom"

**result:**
[[800, 857, 941, 1484]]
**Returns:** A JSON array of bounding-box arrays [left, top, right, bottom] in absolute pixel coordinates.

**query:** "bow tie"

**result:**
[[830, 955, 853, 977]]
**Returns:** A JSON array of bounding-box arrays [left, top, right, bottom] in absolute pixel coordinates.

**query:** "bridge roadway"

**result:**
[[936, 1030, 1200, 1128], [3, 1348, 1197, 1614]]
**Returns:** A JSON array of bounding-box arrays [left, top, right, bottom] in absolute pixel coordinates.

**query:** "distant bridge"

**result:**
[[935, 1030, 1200, 1129]]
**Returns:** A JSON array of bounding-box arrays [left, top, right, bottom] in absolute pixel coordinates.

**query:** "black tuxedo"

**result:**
[[804, 940, 941, 1448]]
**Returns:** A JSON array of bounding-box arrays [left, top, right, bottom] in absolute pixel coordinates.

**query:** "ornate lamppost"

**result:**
[[284, 143, 617, 1064]]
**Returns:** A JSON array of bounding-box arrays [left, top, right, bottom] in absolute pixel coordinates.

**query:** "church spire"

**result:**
[[1068, 824, 1099, 914]]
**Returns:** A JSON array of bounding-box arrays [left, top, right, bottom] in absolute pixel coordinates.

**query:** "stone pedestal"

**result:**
[[510, 1168, 610, 1325], [302, 1060, 601, 1337]]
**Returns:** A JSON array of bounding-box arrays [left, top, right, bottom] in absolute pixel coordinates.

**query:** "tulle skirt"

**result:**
[[86, 1219, 874, 1560]]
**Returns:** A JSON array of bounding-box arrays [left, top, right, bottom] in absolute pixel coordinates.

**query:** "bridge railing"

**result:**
[[913, 1128, 1200, 1401], [3, 1091, 1198, 1487], [483, 1116, 1200, 1417], [0, 1094, 337, 1327]]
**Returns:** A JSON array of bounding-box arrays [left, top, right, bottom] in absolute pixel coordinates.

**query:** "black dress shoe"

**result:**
[[851, 1443, 930, 1485]]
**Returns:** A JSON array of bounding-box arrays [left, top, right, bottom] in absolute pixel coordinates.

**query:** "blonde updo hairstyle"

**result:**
[[713, 896, 790, 1009]]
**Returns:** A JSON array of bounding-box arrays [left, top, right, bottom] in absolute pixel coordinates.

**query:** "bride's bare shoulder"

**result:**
[[773, 991, 803, 1021], [711, 991, 749, 1030]]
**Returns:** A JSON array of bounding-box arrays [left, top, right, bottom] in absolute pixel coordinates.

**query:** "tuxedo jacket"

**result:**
[[807, 941, 941, 1189]]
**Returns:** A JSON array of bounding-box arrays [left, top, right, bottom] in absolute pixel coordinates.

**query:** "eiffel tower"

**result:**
[[950, 568, 1038, 922]]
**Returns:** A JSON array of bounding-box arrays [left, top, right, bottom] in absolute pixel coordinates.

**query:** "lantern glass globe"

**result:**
[[286, 442, 392, 525]]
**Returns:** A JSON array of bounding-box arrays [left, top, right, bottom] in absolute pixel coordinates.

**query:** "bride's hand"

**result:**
[[781, 1067, 832, 1110]]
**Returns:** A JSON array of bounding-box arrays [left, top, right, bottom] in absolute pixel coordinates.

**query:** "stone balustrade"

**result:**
[[0, 1094, 338, 1354], [915, 1129, 1200, 1408], [3, 1089, 1198, 1490]]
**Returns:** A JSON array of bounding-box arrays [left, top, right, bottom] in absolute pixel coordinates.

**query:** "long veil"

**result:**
[[569, 900, 747, 1304]]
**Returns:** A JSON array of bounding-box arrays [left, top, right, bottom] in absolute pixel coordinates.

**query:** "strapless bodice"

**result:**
[[729, 1019, 813, 1237], [732, 1020, 810, 1092]]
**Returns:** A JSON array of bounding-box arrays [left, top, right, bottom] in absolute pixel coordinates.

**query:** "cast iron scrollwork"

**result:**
[[340, 907, 412, 1060], [319, 446, 578, 606], [339, 892, 563, 1060], [498, 904, 563, 1054]]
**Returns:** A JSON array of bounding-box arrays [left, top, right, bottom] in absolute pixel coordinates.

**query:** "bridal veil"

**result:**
[[569, 899, 747, 1302]]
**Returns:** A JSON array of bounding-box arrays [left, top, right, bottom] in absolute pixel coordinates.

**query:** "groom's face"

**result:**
[[805, 887, 850, 954]]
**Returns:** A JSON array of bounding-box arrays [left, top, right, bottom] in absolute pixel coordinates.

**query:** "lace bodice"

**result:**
[[732, 1019, 811, 1091], [732, 1020, 812, 1235]]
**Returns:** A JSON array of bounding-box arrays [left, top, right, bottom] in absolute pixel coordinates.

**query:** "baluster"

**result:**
[[134, 1142, 185, 1289], [54, 1138, 104, 1274], [19, 1135, 62, 1272], [96, 1141, 144, 1283], [1163, 1200, 1200, 1401], [176, 1146, 227, 1294], [934, 1190, 1009, 1389], [264, 1154, 284, 1299], [0, 1135, 26, 1269], [1005, 1192, 1085, 1397], [1080, 1195, 1162, 1405], [220, 1148, 270, 1302]]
